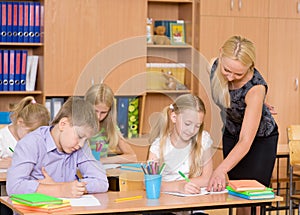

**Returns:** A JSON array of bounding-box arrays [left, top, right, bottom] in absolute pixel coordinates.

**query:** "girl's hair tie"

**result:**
[[31, 99, 36, 104], [169, 104, 174, 110]]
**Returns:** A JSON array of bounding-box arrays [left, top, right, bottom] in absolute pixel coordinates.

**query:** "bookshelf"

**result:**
[[0, 1, 44, 112], [141, 0, 200, 134]]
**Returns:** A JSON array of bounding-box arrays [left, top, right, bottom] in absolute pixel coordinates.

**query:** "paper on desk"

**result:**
[[163, 187, 228, 197], [0, 169, 7, 173], [103, 164, 121, 170], [62, 195, 101, 206]]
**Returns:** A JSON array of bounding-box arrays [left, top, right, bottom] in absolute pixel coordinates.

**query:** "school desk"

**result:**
[[0, 190, 283, 215]]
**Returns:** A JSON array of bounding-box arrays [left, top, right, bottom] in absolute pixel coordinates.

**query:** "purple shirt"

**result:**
[[6, 126, 109, 195]]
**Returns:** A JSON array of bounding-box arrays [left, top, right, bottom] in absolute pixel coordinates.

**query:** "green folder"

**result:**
[[226, 186, 274, 196], [10, 193, 63, 206]]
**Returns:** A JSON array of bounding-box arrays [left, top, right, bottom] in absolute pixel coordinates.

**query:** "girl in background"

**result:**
[[84, 83, 137, 164], [148, 94, 213, 194], [0, 96, 50, 168]]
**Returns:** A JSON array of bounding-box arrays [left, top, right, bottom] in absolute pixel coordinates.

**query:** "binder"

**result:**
[[14, 50, 21, 91], [9, 50, 15, 91], [0, 50, 3, 91], [1, 2, 7, 42], [51, 98, 65, 120], [128, 97, 139, 138], [3, 50, 9, 91], [28, 2, 35, 43], [23, 2, 29, 43], [6, 2, 13, 42], [33, 2, 40, 43], [116, 97, 129, 137], [26, 55, 38, 91], [12, 2, 18, 42], [20, 50, 27, 91], [18, 2, 24, 42]]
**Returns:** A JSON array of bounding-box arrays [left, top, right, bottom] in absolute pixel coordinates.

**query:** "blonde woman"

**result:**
[[208, 36, 278, 215]]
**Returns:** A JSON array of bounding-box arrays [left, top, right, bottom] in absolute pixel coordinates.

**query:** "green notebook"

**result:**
[[226, 186, 274, 196], [10, 193, 63, 206]]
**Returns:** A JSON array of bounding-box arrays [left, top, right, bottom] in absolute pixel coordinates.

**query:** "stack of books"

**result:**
[[10, 193, 71, 213], [226, 180, 275, 200]]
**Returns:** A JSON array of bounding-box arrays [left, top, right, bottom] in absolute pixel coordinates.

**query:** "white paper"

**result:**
[[0, 169, 7, 173], [62, 195, 101, 206], [103, 164, 121, 170], [163, 187, 228, 197]]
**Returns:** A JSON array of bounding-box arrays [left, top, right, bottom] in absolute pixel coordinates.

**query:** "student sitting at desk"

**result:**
[[148, 94, 213, 194], [84, 83, 137, 164], [6, 97, 109, 197], [0, 96, 50, 169]]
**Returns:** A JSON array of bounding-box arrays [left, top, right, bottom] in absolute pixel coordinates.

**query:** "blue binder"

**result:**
[[3, 50, 9, 91], [8, 50, 15, 91], [12, 2, 19, 42], [14, 50, 21, 91], [33, 2, 40, 43], [116, 97, 129, 138], [28, 2, 35, 43], [20, 50, 27, 91], [18, 2, 24, 43], [0, 50, 3, 91], [23, 2, 29, 43], [6, 2, 13, 42], [0, 2, 7, 42]]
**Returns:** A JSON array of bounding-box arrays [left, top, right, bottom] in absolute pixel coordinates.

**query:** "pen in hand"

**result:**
[[75, 174, 81, 182], [178, 171, 190, 182], [9, 147, 14, 153]]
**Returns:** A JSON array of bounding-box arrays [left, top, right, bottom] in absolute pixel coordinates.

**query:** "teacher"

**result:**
[[207, 35, 278, 214]]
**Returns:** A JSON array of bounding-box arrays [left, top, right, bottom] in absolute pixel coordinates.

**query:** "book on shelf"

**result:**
[[25, 55, 38, 91], [146, 63, 186, 90], [116, 96, 139, 138], [154, 20, 185, 41], [228, 179, 266, 191]]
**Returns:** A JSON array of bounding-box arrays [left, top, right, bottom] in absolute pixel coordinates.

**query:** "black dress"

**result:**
[[210, 59, 279, 187]]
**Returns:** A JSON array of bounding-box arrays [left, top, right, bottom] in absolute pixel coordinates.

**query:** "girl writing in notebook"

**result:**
[[6, 97, 108, 197], [148, 94, 213, 194], [84, 83, 137, 164], [0, 96, 50, 168]]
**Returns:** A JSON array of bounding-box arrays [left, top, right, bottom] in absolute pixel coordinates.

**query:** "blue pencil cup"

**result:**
[[144, 174, 162, 199]]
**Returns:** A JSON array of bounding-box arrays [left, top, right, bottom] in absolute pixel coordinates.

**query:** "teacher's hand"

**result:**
[[207, 168, 227, 192]]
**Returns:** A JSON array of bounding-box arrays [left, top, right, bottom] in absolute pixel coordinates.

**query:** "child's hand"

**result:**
[[39, 167, 56, 184], [0, 157, 12, 168], [64, 180, 87, 198], [180, 181, 201, 194]]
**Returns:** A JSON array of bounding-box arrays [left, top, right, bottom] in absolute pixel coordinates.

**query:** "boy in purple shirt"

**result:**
[[7, 97, 109, 197]]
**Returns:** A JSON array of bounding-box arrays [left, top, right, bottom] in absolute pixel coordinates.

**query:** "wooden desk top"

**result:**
[[0, 191, 283, 215]]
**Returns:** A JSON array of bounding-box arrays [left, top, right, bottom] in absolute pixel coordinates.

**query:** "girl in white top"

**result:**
[[148, 94, 213, 194], [0, 96, 50, 168]]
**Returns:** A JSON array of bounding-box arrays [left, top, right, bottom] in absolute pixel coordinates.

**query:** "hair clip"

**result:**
[[31, 99, 36, 104], [169, 104, 174, 110]]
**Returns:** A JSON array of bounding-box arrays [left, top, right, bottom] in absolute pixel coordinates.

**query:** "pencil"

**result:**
[[159, 163, 166, 175], [9, 147, 14, 153], [178, 171, 190, 182], [75, 174, 81, 182], [114, 195, 143, 202]]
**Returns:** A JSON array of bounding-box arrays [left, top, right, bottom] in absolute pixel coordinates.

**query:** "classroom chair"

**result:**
[[287, 125, 300, 215]]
